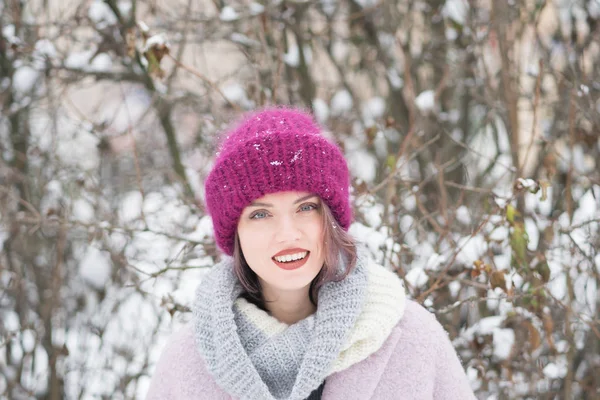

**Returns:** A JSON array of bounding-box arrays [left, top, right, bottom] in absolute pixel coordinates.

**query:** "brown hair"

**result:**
[[232, 199, 357, 311]]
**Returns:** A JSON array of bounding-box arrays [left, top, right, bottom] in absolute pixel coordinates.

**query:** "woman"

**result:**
[[146, 107, 476, 399]]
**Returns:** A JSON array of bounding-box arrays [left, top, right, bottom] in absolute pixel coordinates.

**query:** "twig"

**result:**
[[119, 83, 148, 228], [521, 59, 543, 174]]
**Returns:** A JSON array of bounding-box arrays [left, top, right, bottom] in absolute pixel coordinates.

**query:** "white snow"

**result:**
[[372, 130, 387, 159], [517, 178, 537, 189], [2, 24, 17, 43], [312, 98, 330, 123], [402, 194, 416, 212], [426, 253, 446, 269], [589, 0, 600, 18], [319, 0, 337, 15], [138, 21, 150, 33], [330, 90, 353, 115], [455, 234, 487, 266], [443, 0, 469, 25], [357, 196, 383, 227], [33, 39, 58, 66], [0, 228, 8, 252], [117, 1, 132, 18], [445, 27, 459, 41], [361, 97, 386, 124], [249, 2, 265, 15], [524, 217, 539, 251], [349, 222, 387, 255], [463, 315, 503, 339], [222, 83, 254, 109], [72, 198, 95, 224], [455, 205, 471, 225], [90, 53, 112, 72], [415, 90, 435, 112], [543, 360, 568, 379], [399, 214, 414, 233], [492, 328, 515, 360], [13, 66, 39, 96], [448, 280, 461, 298], [230, 33, 261, 48], [406, 267, 429, 287], [548, 265, 566, 300], [525, 185, 553, 216], [466, 366, 480, 388], [119, 191, 143, 224], [572, 189, 598, 225], [3, 311, 20, 331], [186, 215, 214, 242], [332, 40, 349, 63], [354, 0, 378, 8], [220, 6, 239, 21], [65, 49, 96, 69], [143, 33, 169, 53], [21, 330, 36, 353], [79, 245, 112, 289], [283, 45, 313, 67], [88, 0, 118, 27], [346, 150, 377, 182], [585, 278, 597, 317], [56, 130, 100, 170]]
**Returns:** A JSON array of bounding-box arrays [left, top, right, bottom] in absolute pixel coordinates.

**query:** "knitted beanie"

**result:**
[[204, 107, 352, 255]]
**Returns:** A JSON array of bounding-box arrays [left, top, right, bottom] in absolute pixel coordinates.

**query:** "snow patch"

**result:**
[[455, 205, 471, 225], [13, 66, 39, 96], [312, 98, 330, 123], [143, 33, 169, 53], [406, 267, 428, 287], [220, 6, 239, 21], [493, 328, 515, 360], [249, 2, 265, 15], [119, 191, 143, 223], [443, 0, 469, 25], [79, 245, 112, 289], [88, 0, 118, 27], [455, 234, 487, 266], [72, 198, 95, 224], [415, 90, 436, 112], [346, 150, 377, 182], [283, 45, 313, 67], [361, 97, 386, 124], [222, 83, 255, 109], [331, 90, 353, 116], [543, 360, 568, 379]]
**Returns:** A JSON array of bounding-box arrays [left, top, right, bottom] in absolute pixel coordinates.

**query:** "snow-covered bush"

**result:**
[[1, 0, 599, 399]]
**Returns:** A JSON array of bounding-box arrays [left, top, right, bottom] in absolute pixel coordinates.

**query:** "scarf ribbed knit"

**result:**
[[193, 247, 406, 400]]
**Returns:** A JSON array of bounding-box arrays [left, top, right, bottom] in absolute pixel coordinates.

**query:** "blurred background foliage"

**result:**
[[1, 0, 599, 398]]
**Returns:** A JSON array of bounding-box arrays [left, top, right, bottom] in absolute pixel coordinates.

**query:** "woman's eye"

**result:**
[[299, 203, 318, 212], [250, 211, 268, 219]]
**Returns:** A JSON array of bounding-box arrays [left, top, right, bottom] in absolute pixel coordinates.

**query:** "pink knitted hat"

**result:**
[[204, 107, 352, 255]]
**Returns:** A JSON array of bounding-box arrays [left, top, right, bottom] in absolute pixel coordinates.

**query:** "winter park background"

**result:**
[[1, 0, 600, 398]]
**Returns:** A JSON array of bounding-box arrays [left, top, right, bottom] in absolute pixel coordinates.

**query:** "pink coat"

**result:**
[[146, 299, 476, 399]]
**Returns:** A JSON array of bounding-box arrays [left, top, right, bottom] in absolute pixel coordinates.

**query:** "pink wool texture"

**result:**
[[204, 107, 352, 255], [146, 300, 476, 399]]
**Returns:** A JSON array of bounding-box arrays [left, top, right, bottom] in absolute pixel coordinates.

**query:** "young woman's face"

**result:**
[[237, 191, 325, 294]]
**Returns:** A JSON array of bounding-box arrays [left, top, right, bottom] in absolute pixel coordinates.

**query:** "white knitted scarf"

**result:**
[[193, 246, 406, 400]]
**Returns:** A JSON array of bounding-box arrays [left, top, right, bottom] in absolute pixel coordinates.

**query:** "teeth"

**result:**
[[274, 251, 308, 263]]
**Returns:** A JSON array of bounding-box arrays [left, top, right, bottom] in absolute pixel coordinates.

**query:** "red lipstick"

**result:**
[[272, 248, 310, 271]]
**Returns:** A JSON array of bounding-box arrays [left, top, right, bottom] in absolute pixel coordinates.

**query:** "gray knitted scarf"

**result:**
[[193, 249, 368, 400]]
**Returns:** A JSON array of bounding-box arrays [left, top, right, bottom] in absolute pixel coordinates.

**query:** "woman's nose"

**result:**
[[275, 215, 301, 243]]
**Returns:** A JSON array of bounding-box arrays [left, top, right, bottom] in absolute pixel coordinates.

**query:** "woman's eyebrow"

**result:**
[[248, 194, 317, 207]]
